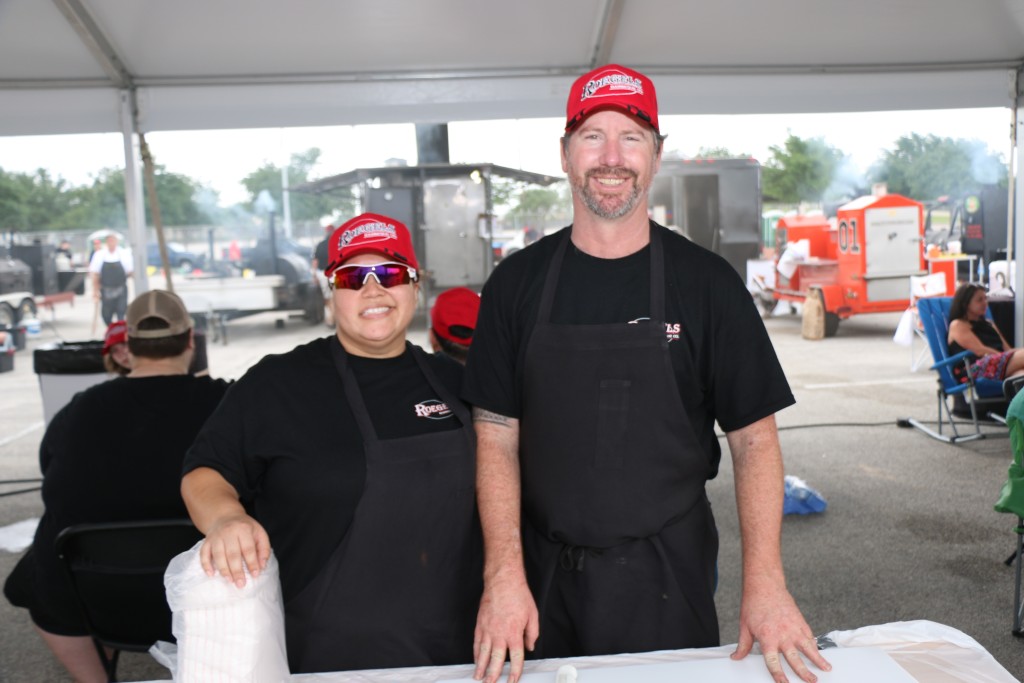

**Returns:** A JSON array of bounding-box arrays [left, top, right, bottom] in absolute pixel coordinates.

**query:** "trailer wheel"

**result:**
[[813, 290, 840, 337], [0, 303, 15, 328], [17, 298, 37, 322]]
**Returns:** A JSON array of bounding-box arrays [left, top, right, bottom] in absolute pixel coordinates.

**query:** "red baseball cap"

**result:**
[[565, 64, 659, 135], [431, 287, 481, 345], [102, 320, 127, 355], [325, 213, 419, 276]]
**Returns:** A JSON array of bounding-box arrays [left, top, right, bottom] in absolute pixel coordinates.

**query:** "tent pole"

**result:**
[[1014, 66, 1024, 347], [119, 89, 149, 295]]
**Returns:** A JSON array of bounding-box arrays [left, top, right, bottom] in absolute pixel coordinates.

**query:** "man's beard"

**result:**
[[570, 166, 644, 220]]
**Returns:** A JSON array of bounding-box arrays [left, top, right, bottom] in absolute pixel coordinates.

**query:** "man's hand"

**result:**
[[199, 512, 271, 588], [731, 581, 831, 683], [473, 571, 539, 683]]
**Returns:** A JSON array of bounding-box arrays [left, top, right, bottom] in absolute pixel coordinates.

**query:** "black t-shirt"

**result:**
[[22, 374, 229, 621], [462, 223, 794, 477], [182, 336, 466, 601], [313, 237, 330, 269]]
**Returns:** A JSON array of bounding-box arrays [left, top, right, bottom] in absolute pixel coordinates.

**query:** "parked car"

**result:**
[[147, 242, 204, 271], [240, 236, 312, 264]]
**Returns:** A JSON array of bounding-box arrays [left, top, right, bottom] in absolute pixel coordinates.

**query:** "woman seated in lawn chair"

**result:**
[[948, 283, 1024, 388]]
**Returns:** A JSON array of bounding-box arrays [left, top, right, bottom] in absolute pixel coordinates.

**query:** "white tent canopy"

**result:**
[[2, 0, 1024, 331], [2, 0, 1023, 134]]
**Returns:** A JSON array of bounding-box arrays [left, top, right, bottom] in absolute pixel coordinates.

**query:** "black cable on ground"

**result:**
[[714, 418, 1009, 439], [0, 487, 41, 498], [0, 478, 43, 498]]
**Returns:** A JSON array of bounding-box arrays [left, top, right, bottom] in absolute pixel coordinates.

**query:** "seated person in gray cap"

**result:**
[[3, 289, 229, 683]]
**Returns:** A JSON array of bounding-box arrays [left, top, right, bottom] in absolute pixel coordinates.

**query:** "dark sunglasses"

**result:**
[[331, 262, 418, 291]]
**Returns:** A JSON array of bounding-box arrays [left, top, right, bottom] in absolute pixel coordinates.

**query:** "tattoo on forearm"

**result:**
[[473, 408, 512, 427]]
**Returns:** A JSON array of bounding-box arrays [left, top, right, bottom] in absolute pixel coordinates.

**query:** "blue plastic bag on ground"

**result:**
[[783, 475, 828, 515]]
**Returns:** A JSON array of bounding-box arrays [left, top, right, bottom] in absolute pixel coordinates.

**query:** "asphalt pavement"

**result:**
[[0, 292, 1021, 681]]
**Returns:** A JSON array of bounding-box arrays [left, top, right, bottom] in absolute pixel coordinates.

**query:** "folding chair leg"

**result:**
[[908, 391, 971, 443], [907, 389, 987, 444], [91, 638, 119, 682]]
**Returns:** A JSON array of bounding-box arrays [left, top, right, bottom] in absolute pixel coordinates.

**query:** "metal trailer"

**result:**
[[166, 254, 324, 345], [297, 163, 560, 302], [925, 184, 1013, 284], [648, 158, 763, 278], [0, 250, 79, 327], [768, 194, 926, 337]]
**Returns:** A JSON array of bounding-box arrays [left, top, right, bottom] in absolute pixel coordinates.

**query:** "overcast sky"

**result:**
[[0, 107, 1012, 207]]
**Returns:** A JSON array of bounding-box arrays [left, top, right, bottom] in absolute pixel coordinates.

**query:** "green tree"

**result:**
[[0, 169, 30, 230], [506, 187, 563, 218], [869, 133, 1007, 200], [762, 135, 844, 204], [490, 178, 522, 208], [0, 168, 74, 231], [694, 146, 749, 159], [48, 166, 211, 230], [492, 178, 570, 221], [241, 148, 353, 221]]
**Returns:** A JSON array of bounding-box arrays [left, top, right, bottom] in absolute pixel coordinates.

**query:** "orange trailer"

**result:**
[[772, 194, 926, 337]]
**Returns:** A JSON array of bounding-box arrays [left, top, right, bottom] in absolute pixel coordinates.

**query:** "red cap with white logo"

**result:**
[[565, 64, 659, 135], [325, 212, 419, 276], [431, 287, 481, 345]]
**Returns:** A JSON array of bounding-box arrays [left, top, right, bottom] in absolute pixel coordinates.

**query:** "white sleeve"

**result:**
[[88, 251, 103, 274], [121, 249, 134, 274]]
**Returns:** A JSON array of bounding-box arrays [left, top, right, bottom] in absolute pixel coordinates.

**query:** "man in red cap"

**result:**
[[430, 287, 481, 364], [101, 319, 132, 375], [464, 65, 829, 683]]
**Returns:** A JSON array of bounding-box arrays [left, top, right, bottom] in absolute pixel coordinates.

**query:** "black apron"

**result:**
[[99, 259, 127, 297], [99, 259, 128, 324], [285, 340, 482, 673], [520, 227, 719, 658]]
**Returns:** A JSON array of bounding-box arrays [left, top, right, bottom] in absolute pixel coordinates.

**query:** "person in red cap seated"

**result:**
[[430, 287, 481, 364], [182, 213, 482, 674], [4, 290, 229, 683], [101, 319, 132, 375], [464, 65, 830, 683]]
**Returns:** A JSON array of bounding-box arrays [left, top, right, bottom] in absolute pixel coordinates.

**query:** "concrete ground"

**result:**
[[0, 293, 1021, 681]]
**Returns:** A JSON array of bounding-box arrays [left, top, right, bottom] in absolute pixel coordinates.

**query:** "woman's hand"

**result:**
[[200, 512, 271, 588]]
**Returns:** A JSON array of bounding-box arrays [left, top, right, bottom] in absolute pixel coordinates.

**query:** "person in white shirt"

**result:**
[[88, 234, 134, 325]]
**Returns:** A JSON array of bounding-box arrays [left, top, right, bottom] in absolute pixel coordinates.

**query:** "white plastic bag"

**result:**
[[776, 239, 810, 279], [164, 540, 290, 682], [893, 308, 915, 347]]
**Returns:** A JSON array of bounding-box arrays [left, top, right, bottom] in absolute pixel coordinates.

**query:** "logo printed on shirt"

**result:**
[[628, 317, 681, 343], [414, 399, 453, 420]]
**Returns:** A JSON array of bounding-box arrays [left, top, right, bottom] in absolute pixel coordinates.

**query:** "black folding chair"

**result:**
[[54, 519, 203, 681]]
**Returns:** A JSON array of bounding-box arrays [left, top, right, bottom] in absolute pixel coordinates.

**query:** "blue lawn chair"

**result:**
[[905, 296, 1007, 443]]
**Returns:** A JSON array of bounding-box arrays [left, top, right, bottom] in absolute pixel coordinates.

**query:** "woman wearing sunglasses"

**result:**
[[181, 213, 482, 673]]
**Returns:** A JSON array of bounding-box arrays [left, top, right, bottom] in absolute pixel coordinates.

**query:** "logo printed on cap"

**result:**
[[581, 70, 644, 101], [338, 220, 398, 250]]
